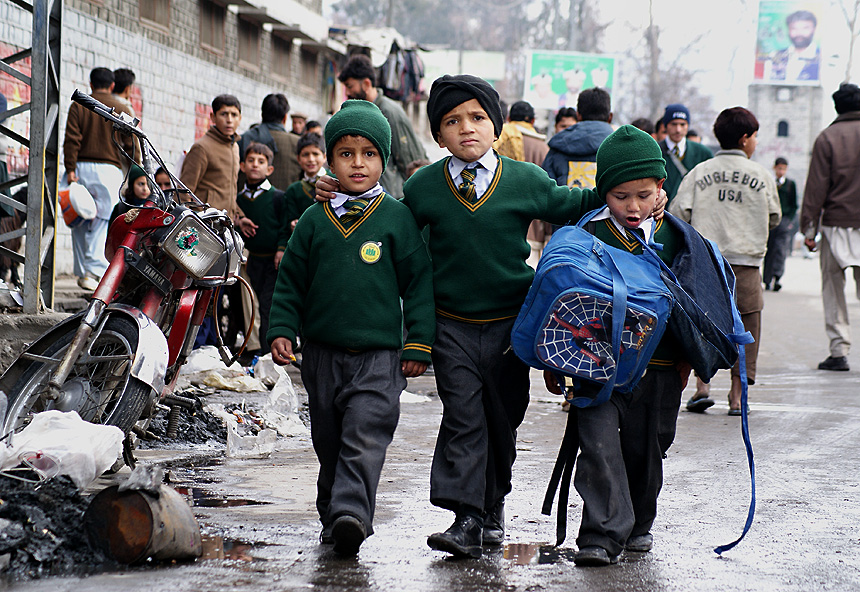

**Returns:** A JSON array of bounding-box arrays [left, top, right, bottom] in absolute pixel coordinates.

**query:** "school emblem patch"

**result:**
[[359, 241, 382, 264]]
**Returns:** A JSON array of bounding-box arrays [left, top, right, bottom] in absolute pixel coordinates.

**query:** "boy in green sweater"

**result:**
[[543, 126, 687, 566], [283, 132, 327, 234], [268, 100, 435, 556], [236, 142, 289, 351]]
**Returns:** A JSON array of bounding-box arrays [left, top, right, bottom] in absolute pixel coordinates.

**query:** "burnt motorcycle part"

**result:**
[[84, 483, 202, 564]]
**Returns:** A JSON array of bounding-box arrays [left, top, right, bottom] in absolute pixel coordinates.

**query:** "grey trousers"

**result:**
[[429, 316, 531, 514], [300, 342, 406, 535], [762, 216, 794, 285], [574, 369, 682, 557], [820, 234, 853, 357]]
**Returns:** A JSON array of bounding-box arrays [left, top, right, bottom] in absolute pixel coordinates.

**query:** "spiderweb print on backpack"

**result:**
[[536, 292, 657, 382]]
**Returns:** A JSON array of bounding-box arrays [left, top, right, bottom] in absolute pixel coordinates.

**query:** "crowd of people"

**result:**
[[54, 56, 860, 568]]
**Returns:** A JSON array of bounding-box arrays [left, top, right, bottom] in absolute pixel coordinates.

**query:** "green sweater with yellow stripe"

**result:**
[[586, 215, 683, 368], [267, 194, 435, 363], [402, 154, 604, 323]]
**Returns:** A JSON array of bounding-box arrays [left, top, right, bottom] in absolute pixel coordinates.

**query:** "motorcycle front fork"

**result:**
[[46, 299, 107, 400]]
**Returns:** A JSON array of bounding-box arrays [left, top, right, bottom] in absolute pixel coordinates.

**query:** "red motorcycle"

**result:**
[[0, 90, 247, 457]]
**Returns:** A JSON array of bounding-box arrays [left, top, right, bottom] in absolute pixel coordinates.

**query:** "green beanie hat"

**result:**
[[324, 100, 391, 173], [128, 163, 147, 184], [596, 125, 667, 200]]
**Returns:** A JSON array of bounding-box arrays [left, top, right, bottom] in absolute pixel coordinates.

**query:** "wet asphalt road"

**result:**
[[8, 252, 860, 591]]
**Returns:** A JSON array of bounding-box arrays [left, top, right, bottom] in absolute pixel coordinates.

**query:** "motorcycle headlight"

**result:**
[[160, 213, 225, 280]]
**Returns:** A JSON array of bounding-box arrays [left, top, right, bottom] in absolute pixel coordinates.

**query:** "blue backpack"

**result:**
[[511, 207, 674, 408]]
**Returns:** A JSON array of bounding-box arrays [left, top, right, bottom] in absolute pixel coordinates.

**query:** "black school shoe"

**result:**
[[331, 515, 367, 556], [818, 356, 849, 371], [320, 523, 334, 544], [574, 545, 619, 566], [427, 515, 483, 559], [625, 533, 653, 552], [482, 500, 505, 545]]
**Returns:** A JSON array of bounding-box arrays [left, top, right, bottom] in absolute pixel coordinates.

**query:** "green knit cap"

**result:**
[[324, 100, 391, 173], [128, 163, 147, 184], [595, 125, 667, 200]]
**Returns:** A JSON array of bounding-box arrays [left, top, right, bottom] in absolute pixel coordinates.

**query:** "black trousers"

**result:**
[[573, 368, 682, 557], [429, 316, 531, 514], [300, 342, 406, 535], [246, 255, 277, 350]]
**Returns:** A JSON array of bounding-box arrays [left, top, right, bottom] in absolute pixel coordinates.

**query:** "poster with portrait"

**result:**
[[754, 1, 823, 85], [524, 51, 616, 111]]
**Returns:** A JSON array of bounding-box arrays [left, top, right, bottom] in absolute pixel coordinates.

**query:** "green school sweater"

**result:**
[[587, 216, 683, 368], [283, 179, 318, 226], [267, 194, 435, 363], [402, 155, 603, 323], [236, 186, 289, 256]]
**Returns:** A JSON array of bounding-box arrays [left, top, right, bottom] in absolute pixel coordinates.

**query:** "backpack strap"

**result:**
[[541, 404, 579, 546]]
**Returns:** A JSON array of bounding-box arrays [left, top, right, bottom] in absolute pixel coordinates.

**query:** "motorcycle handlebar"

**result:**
[[71, 89, 147, 140]]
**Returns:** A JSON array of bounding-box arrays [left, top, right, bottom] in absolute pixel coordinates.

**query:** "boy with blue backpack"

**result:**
[[542, 125, 689, 566]]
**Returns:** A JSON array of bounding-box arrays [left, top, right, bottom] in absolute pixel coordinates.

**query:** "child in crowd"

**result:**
[[154, 166, 172, 193], [670, 107, 780, 414], [283, 133, 327, 233], [545, 125, 687, 566], [109, 164, 150, 224], [236, 142, 288, 352], [268, 100, 435, 556], [304, 120, 323, 136], [180, 94, 252, 233], [406, 158, 431, 179]]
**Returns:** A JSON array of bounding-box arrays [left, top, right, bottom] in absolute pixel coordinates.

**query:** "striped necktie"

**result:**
[[672, 144, 683, 160], [459, 166, 478, 203], [340, 197, 369, 224]]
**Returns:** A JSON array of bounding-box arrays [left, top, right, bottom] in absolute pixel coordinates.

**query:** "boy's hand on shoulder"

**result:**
[[274, 251, 284, 268], [237, 217, 258, 237], [271, 338, 295, 366], [401, 360, 428, 378], [314, 174, 340, 202], [651, 189, 667, 220], [543, 370, 563, 395]]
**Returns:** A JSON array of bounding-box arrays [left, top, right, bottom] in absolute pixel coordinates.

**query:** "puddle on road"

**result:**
[[503, 543, 577, 565], [199, 535, 268, 562], [173, 486, 271, 508]]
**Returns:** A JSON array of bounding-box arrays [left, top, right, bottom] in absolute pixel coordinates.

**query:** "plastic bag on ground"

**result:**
[[253, 353, 284, 388], [177, 346, 249, 390], [0, 410, 124, 490], [259, 372, 307, 436], [201, 372, 266, 392], [226, 424, 277, 458]]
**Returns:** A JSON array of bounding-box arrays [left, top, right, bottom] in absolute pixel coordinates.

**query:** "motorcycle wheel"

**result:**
[[3, 316, 154, 436]]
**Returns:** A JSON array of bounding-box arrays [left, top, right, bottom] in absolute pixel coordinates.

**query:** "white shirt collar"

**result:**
[[330, 182, 384, 217], [448, 148, 498, 178], [591, 206, 655, 239], [666, 136, 687, 155]]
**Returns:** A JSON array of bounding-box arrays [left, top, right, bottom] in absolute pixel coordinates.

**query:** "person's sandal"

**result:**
[[686, 394, 714, 413]]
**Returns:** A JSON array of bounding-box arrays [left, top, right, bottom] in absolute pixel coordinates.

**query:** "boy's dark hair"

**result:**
[[90, 67, 114, 90], [713, 107, 759, 150], [113, 68, 135, 94], [212, 94, 241, 113], [654, 119, 666, 133], [509, 101, 535, 122], [244, 141, 274, 164], [833, 82, 860, 114], [787, 10, 816, 27], [338, 54, 376, 85], [261, 93, 289, 123], [577, 88, 611, 122], [155, 166, 169, 177], [556, 107, 577, 125], [305, 120, 321, 131], [297, 132, 325, 155], [774, 157, 788, 166], [686, 129, 700, 138], [630, 117, 654, 134]]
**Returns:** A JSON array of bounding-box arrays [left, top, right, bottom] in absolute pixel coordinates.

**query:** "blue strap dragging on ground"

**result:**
[[713, 262, 756, 556]]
